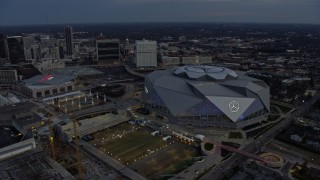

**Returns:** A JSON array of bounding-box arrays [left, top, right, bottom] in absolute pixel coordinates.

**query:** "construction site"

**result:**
[[0, 105, 129, 180], [0, 150, 74, 180], [36, 111, 129, 180]]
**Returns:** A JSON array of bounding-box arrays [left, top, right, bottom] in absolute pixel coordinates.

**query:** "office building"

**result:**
[[23, 36, 37, 61], [0, 67, 18, 89], [7, 36, 25, 64], [96, 39, 120, 64], [135, 40, 157, 68], [64, 26, 73, 56], [0, 34, 9, 61]]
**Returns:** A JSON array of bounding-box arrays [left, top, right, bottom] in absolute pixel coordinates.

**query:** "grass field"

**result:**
[[90, 124, 165, 163], [228, 131, 243, 139], [89, 123, 199, 179], [270, 106, 280, 114], [271, 103, 293, 114], [131, 142, 198, 179]]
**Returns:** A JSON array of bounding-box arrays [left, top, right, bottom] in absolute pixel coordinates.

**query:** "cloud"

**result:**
[[0, 0, 319, 25]]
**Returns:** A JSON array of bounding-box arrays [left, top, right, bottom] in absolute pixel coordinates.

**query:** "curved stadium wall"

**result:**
[[143, 65, 270, 129]]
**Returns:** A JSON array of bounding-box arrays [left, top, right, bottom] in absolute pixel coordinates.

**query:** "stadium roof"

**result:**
[[174, 65, 238, 81], [145, 65, 270, 122]]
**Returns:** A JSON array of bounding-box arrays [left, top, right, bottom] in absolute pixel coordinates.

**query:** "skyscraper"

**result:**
[[7, 36, 25, 64], [23, 36, 36, 60], [64, 26, 73, 56], [0, 34, 9, 61], [135, 40, 157, 68], [96, 39, 120, 64]]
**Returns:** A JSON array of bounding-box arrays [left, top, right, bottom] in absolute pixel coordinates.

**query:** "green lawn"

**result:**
[[268, 115, 281, 121], [204, 143, 214, 151], [271, 103, 293, 114], [89, 124, 199, 179], [270, 106, 280, 114], [228, 131, 243, 139], [91, 127, 165, 163], [131, 143, 197, 179]]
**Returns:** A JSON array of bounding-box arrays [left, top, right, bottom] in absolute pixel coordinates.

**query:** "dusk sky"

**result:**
[[0, 0, 319, 25]]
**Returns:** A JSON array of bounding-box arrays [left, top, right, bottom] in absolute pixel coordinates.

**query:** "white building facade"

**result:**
[[135, 40, 157, 68]]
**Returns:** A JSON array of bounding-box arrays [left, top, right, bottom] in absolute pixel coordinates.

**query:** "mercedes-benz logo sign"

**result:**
[[229, 101, 240, 112]]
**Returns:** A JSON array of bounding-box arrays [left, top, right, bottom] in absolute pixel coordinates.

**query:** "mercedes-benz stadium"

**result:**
[[143, 65, 270, 129]]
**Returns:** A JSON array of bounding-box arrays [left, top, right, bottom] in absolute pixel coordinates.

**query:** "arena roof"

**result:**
[[23, 74, 74, 86], [174, 65, 238, 81], [145, 65, 270, 122]]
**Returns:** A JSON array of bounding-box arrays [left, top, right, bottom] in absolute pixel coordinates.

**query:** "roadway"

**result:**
[[201, 92, 320, 180]]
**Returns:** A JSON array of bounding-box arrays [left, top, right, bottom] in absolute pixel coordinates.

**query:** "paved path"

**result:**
[[124, 65, 145, 78]]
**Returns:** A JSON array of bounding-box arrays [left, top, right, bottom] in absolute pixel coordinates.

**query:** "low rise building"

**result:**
[[161, 56, 180, 66], [135, 40, 157, 68], [51, 66, 103, 80], [0, 127, 36, 161], [19, 74, 75, 98], [182, 56, 212, 65], [58, 111, 128, 142], [0, 67, 18, 89]]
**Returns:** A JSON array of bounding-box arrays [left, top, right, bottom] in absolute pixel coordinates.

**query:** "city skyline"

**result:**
[[0, 14, 320, 179], [0, 0, 320, 26]]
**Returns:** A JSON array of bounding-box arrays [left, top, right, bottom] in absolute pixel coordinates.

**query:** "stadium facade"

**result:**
[[143, 65, 270, 129]]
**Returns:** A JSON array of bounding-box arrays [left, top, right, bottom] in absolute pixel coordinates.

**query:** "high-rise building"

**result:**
[[64, 26, 73, 56], [23, 36, 36, 60], [59, 46, 64, 59], [7, 36, 25, 64], [30, 44, 41, 60], [50, 47, 60, 60], [96, 39, 120, 64], [0, 34, 9, 61], [135, 40, 157, 68]]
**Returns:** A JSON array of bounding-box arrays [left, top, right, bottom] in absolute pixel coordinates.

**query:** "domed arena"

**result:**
[[143, 65, 270, 129]]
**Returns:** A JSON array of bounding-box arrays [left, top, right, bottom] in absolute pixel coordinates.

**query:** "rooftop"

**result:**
[[0, 150, 74, 180], [62, 111, 128, 137], [0, 126, 32, 148], [52, 66, 103, 77], [174, 65, 238, 81], [23, 74, 74, 86], [13, 113, 43, 127], [3, 64, 42, 80]]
